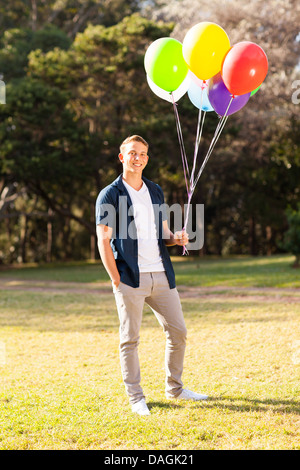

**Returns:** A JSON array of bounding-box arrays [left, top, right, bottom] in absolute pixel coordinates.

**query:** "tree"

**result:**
[[0, 25, 71, 80], [27, 14, 176, 186], [0, 75, 90, 261], [0, 1, 156, 37], [0, 14, 179, 262]]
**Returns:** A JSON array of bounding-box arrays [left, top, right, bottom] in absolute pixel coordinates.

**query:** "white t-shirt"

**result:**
[[122, 179, 165, 273]]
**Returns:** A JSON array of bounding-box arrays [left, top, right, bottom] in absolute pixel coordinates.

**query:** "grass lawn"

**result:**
[[0, 254, 299, 450], [0, 254, 300, 287]]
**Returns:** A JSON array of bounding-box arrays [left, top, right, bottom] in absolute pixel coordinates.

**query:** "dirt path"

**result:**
[[0, 277, 300, 302]]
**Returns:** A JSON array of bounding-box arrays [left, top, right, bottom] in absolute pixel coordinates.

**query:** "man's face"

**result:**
[[119, 141, 149, 175]]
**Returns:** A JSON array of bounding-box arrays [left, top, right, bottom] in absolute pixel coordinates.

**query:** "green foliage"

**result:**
[[0, 0, 157, 37], [0, 77, 86, 188], [26, 14, 175, 183], [31, 24, 72, 52], [0, 0, 30, 31], [0, 26, 71, 80]]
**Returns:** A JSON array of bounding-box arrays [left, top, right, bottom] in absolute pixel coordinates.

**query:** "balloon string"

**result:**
[[171, 92, 190, 196], [183, 88, 205, 256], [171, 91, 193, 256], [194, 110, 206, 174], [192, 115, 225, 190], [197, 110, 206, 147], [183, 97, 232, 256], [190, 92, 207, 187], [171, 93, 232, 256], [190, 89, 203, 187], [191, 97, 233, 193], [185, 112, 222, 223], [182, 189, 193, 255], [192, 115, 228, 192]]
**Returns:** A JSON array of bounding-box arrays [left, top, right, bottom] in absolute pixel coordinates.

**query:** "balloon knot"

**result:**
[[231, 94, 236, 99]]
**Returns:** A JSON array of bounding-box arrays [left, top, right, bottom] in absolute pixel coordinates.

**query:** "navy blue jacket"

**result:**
[[95, 174, 176, 288]]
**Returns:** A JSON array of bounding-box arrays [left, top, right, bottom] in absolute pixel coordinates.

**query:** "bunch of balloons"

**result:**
[[144, 22, 268, 253], [144, 21, 268, 114]]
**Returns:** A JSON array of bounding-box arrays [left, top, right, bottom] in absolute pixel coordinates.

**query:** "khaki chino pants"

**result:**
[[113, 271, 187, 405]]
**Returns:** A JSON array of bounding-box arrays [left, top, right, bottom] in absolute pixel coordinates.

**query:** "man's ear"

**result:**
[[118, 153, 124, 163]]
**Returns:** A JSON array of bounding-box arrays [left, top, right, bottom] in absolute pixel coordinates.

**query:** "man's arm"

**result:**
[[162, 220, 189, 246], [96, 224, 120, 288]]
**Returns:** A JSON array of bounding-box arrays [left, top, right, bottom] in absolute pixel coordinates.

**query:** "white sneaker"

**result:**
[[131, 398, 150, 416], [166, 388, 208, 401]]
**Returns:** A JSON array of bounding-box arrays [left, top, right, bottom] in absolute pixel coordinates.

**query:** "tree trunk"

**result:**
[[292, 255, 300, 268], [90, 203, 96, 260], [265, 225, 272, 255], [249, 216, 257, 256], [20, 214, 29, 263], [31, 0, 37, 31], [46, 208, 53, 263], [62, 217, 72, 261]]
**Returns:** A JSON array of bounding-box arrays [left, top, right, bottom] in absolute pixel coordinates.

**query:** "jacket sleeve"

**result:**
[[95, 187, 117, 228]]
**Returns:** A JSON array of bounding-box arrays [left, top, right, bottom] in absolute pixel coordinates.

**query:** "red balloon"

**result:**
[[221, 41, 268, 95]]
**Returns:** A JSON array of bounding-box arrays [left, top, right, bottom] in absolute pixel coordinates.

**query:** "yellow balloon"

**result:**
[[183, 22, 230, 80]]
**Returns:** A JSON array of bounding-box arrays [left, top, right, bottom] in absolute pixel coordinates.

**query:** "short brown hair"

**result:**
[[120, 135, 149, 153]]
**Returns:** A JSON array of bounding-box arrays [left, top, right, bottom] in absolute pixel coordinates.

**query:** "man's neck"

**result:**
[[122, 172, 143, 191]]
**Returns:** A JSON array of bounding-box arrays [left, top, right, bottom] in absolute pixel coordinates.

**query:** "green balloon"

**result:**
[[250, 84, 261, 96], [144, 37, 188, 92]]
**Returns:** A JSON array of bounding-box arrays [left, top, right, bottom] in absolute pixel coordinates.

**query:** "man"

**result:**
[[96, 135, 208, 416]]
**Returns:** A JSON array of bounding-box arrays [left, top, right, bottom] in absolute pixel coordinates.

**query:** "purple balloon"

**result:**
[[208, 73, 250, 116]]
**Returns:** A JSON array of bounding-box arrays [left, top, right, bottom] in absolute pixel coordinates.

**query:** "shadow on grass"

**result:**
[[147, 401, 185, 411], [146, 396, 300, 416], [196, 396, 300, 415]]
